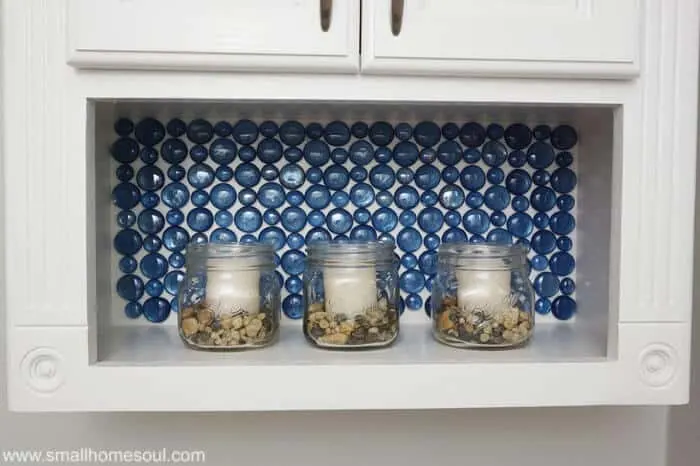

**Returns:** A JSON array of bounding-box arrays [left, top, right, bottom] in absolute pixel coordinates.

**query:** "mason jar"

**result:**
[[178, 242, 281, 350], [432, 243, 535, 348], [303, 241, 399, 349]]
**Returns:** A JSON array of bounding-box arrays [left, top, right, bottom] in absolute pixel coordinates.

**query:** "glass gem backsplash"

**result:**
[[111, 118, 577, 324]]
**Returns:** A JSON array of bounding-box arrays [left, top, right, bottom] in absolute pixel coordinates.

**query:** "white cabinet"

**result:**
[[66, 0, 360, 73], [362, 0, 641, 78]]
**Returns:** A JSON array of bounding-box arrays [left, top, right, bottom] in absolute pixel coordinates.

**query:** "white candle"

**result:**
[[205, 257, 260, 314], [324, 263, 377, 317], [456, 268, 511, 312]]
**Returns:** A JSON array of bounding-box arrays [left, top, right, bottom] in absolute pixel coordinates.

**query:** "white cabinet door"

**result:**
[[362, 0, 640, 78], [67, 0, 360, 73]]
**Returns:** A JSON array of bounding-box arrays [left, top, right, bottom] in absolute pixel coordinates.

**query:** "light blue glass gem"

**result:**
[[395, 186, 419, 209], [533, 168, 552, 187], [137, 165, 165, 191], [259, 227, 285, 250], [379, 234, 395, 246], [287, 233, 304, 249], [306, 185, 332, 209], [308, 210, 326, 227], [532, 230, 556, 254], [279, 164, 305, 189], [304, 140, 331, 166], [401, 253, 418, 269], [169, 252, 186, 268], [372, 207, 398, 233], [438, 185, 465, 210], [505, 169, 532, 195], [424, 234, 440, 250], [138, 209, 165, 235], [215, 210, 233, 228], [259, 183, 285, 209], [350, 225, 377, 242], [281, 250, 305, 275], [470, 235, 486, 244], [160, 183, 187, 210], [442, 228, 467, 243], [286, 190, 304, 207], [507, 213, 533, 238], [163, 226, 189, 252], [464, 209, 489, 234], [535, 298, 551, 315], [534, 212, 550, 229], [331, 148, 349, 164], [323, 165, 350, 190], [210, 184, 236, 209], [534, 272, 560, 298], [486, 228, 512, 245], [482, 141, 508, 167], [419, 251, 438, 275], [306, 227, 331, 244], [376, 191, 393, 207], [145, 279, 164, 297], [397, 227, 422, 252], [124, 302, 142, 319], [442, 166, 460, 184], [400, 270, 426, 293], [187, 163, 214, 190], [550, 212, 576, 235], [531, 255, 548, 271], [279, 121, 305, 146], [557, 236, 573, 252], [114, 229, 142, 255], [466, 192, 484, 208], [285, 147, 303, 163], [286, 276, 303, 294], [281, 206, 306, 232], [240, 234, 257, 244], [560, 278, 576, 295], [210, 228, 236, 243], [490, 211, 506, 227], [117, 274, 144, 301], [350, 166, 367, 182], [331, 191, 350, 208], [263, 209, 280, 226], [406, 294, 423, 311], [460, 166, 486, 191], [484, 185, 509, 211], [119, 256, 138, 273], [307, 167, 323, 184], [421, 190, 438, 207], [552, 296, 576, 320], [551, 168, 577, 194], [283, 294, 304, 319], [415, 165, 440, 190], [354, 208, 371, 225], [117, 210, 136, 228], [370, 164, 395, 190], [326, 208, 353, 234], [238, 188, 256, 206], [324, 121, 351, 146], [418, 207, 444, 233], [444, 210, 461, 227], [215, 166, 233, 182], [234, 206, 262, 233], [512, 195, 529, 212], [397, 167, 414, 185], [191, 189, 209, 207]]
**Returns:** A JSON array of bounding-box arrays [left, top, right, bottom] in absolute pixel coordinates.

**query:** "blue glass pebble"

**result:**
[[484, 185, 509, 211], [160, 183, 188, 209], [238, 188, 256, 205], [419, 251, 438, 275], [279, 121, 305, 146], [464, 148, 481, 163], [117, 210, 136, 228], [369, 164, 395, 190], [306, 227, 331, 244], [114, 229, 142, 255], [507, 213, 533, 238], [535, 298, 551, 315], [117, 275, 144, 301], [257, 138, 283, 164], [401, 253, 418, 269], [350, 225, 377, 242], [231, 206, 261, 233], [259, 227, 286, 250], [286, 276, 303, 294], [331, 191, 349, 208], [280, 164, 305, 189], [114, 118, 134, 136], [531, 255, 548, 271], [369, 121, 394, 146], [557, 236, 573, 252], [140, 253, 168, 279], [284, 147, 303, 163], [414, 121, 441, 148], [490, 211, 506, 227], [116, 164, 134, 182], [551, 125, 578, 150], [533, 125, 551, 141], [351, 121, 369, 138], [482, 141, 508, 167], [163, 270, 185, 296], [324, 121, 351, 146], [487, 167, 505, 184], [420, 190, 438, 207], [406, 294, 423, 310], [142, 297, 170, 323], [418, 207, 443, 233], [349, 140, 373, 166], [459, 122, 486, 147], [135, 118, 165, 146], [166, 118, 187, 138], [283, 294, 304, 319], [259, 121, 278, 138], [415, 165, 440, 190], [439, 185, 465, 210], [214, 165, 233, 182], [306, 122, 324, 140], [532, 231, 557, 254], [400, 270, 425, 293], [460, 166, 486, 191], [286, 233, 304, 250], [424, 296, 432, 317], [137, 165, 165, 191], [466, 191, 484, 208], [232, 119, 259, 145], [323, 165, 349, 191], [372, 207, 398, 233], [210, 228, 237, 243], [534, 212, 550, 229], [163, 226, 189, 252], [560, 278, 576, 295], [191, 189, 209, 207], [397, 167, 414, 185], [550, 212, 576, 235], [376, 147, 395, 164], [464, 209, 490, 234], [263, 209, 280, 226], [141, 192, 159, 209], [308, 210, 326, 227], [534, 272, 560, 298], [240, 234, 257, 244], [258, 183, 285, 209], [486, 228, 512, 244], [326, 208, 353, 234], [119, 256, 138, 274], [186, 119, 214, 145], [550, 252, 575, 276], [444, 210, 461, 227], [512, 195, 529, 212], [556, 151, 574, 168], [189, 145, 208, 163], [207, 184, 235, 210], [508, 150, 527, 168], [397, 228, 422, 252], [530, 187, 556, 212], [304, 140, 331, 167], [331, 148, 349, 164], [238, 146, 256, 162], [442, 123, 459, 140], [167, 165, 186, 182], [280, 206, 306, 232], [442, 228, 467, 244], [214, 121, 233, 138], [424, 234, 440, 250], [281, 250, 305, 275], [504, 123, 532, 150], [146, 279, 164, 297], [138, 209, 165, 235], [556, 194, 575, 212], [487, 123, 505, 140], [527, 142, 555, 169], [551, 168, 577, 194], [139, 147, 158, 165], [169, 252, 186, 268], [395, 122, 413, 141], [552, 296, 576, 320], [187, 208, 214, 232], [187, 163, 214, 189], [419, 148, 437, 164], [470, 235, 486, 244], [286, 190, 304, 206], [441, 166, 459, 184], [392, 141, 419, 167], [214, 210, 232, 228], [350, 166, 367, 182], [353, 208, 370, 225], [505, 169, 531, 195], [234, 163, 261, 188]]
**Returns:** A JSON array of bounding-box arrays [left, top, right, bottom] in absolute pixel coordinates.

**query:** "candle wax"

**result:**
[[456, 269, 511, 312], [205, 258, 260, 314], [324, 266, 377, 317]]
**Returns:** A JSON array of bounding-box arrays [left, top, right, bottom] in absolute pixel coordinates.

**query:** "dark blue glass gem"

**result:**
[[556, 151, 574, 167], [353, 208, 371, 225], [370, 164, 395, 190], [504, 123, 532, 150], [350, 225, 377, 242], [239, 188, 257, 206], [261, 164, 279, 181], [114, 118, 134, 136], [304, 140, 331, 167], [191, 189, 209, 207], [442, 166, 459, 184], [161, 139, 187, 164], [140, 253, 168, 279], [486, 228, 512, 245], [419, 148, 437, 164], [210, 183, 236, 209], [439, 185, 465, 210], [167, 210, 184, 226], [484, 185, 509, 211], [281, 206, 306, 232], [460, 166, 486, 191], [161, 183, 189, 209], [369, 121, 394, 146], [284, 147, 303, 163], [533, 125, 551, 141], [397, 167, 414, 185], [286, 276, 303, 294], [550, 252, 575, 276], [557, 194, 575, 211], [283, 294, 304, 319], [306, 122, 324, 140], [490, 211, 506, 227], [324, 121, 351, 146], [424, 234, 440, 250], [187, 119, 214, 145], [141, 192, 159, 209], [259, 183, 285, 208], [397, 228, 422, 252], [487, 123, 504, 140], [112, 183, 141, 210], [535, 298, 551, 315], [532, 230, 556, 255], [287, 233, 304, 249], [143, 297, 170, 323], [550, 212, 576, 235], [308, 210, 326, 227], [534, 212, 550, 229], [281, 250, 305, 275], [350, 183, 374, 208], [372, 207, 398, 233], [138, 209, 165, 235], [487, 168, 505, 184], [306, 227, 331, 244], [534, 272, 560, 298], [117, 275, 144, 301], [560, 278, 576, 295], [323, 165, 350, 190], [257, 138, 283, 164], [482, 141, 508, 167], [466, 192, 484, 208], [418, 207, 443, 233], [527, 142, 555, 169], [508, 150, 527, 168], [119, 256, 138, 274], [116, 164, 134, 182], [464, 148, 481, 163], [420, 190, 438, 207], [414, 121, 441, 147], [415, 165, 440, 190], [531, 186, 556, 212], [189, 145, 208, 163], [259, 227, 286, 250], [187, 208, 214, 232], [114, 229, 142, 255], [395, 186, 420, 210], [400, 270, 425, 294], [459, 122, 486, 147], [208, 138, 237, 165], [135, 118, 165, 146], [552, 296, 576, 320], [259, 121, 279, 138], [532, 170, 551, 186], [136, 166, 165, 191], [306, 184, 332, 209], [395, 122, 413, 141], [512, 195, 529, 212], [215, 210, 233, 228], [551, 125, 578, 150], [166, 118, 187, 137], [505, 169, 532, 195], [507, 213, 533, 238], [232, 119, 259, 145], [234, 163, 261, 188], [280, 121, 306, 146], [557, 236, 573, 252], [401, 253, 418, 269], [263, 209, 280, 225], [139, 147, 158, 165], [238, 146, 256, 162], [287, 190, 304, 206], [442, 122, 459, 140], [213, 121, 233, 137], [349, 140, 373, 166], [551, 168, 577, 194], [463, 209, 490, 235], [169, 252, 186, 268], [443, 227, 467, 244], [331, 148, 349, 164], [351, 121, 369, 138], [350, 166, 367, 182], [393, 141, 419, 167]]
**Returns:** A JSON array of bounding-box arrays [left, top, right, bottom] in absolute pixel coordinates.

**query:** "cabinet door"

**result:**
[[362, 0, 640, 78], [67, 0, 360, 73]]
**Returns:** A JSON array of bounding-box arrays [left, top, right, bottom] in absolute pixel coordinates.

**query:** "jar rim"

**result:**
[[186, 241, 275, 258], [307, 240, 395, 267], [439, 242, 527, 259]]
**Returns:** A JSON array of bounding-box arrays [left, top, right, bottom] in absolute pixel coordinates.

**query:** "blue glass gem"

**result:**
[[459, 122, 486, 147], [505, 169, 532, 195], [163, 226, 189, 252], [372, 207, 398, 233], [512, 195, 529, 212], [308, 210, 326, 227], [551, 125, 578, 150], [331, 148, 349, 164], [531, 170, 549, 186], [263, 209, 280, 226], [259, 121, 278, 138], [238, 146, 256, 162], [419, 251, 438, 275], [533, 125, 551, 141], [284, 147, 303, 163], [550, 212, 576, 235], [550, 252, 575, 276], [424, 234, 440, 250], [397, 167, 414, 185], [442, 166, 459, 184], [530, 187, 556, 212], [394, 141, 420, 167], [280, 164, 305, 189], [215, 166, 233, 182], [350, 183, 374, 208], [210, 184, 236, 209], [442, 122, 459, 140], [135, 118, 165, 146], [114, 229, 142, 255], [443, 228, 467, 244], [327, 208, 353, 234], [556, 151, 574, 168], [484, 185, 509, 211], [138, 209, 164, 235], [215, 210, 232, 228], [414, 121, 441, 147], [557, 194, 575, 211], [167, 165, 186, 183], [214, 121, 233, 138], [139, 147, 158, 165], [283, 294, 304, 319], [117, 275, 144, 301], [190, 145, 208, 163], [281, 250, 305, 275], [349, 140, 374, 166], [306, 122, 324, 140], [351, 121, 369, 138], [395, 186, 419, 209], [552, 296, 576, 320], [306, 227, 331, 244], [400, 270, 425, 294], [259, 227, 286, 250], [529, 255, 547, 272], [324, 121, 351, 146], [444, 210, 461, 227], [527, 141, 555, 169], [119, 256, 138, 274], [369, 121, 394, 146], [187, 208, 214, 232], [369, 164, 395, 190], [534, 272, 560, 298], [287, 190, 304, 206], [166, 118, 187, 138], [187, 163, 215, 189], [234, 163, 261, 188], [116, 164, 134, 182], [257, 138, 283, 164], [414, 165, 440, 190], [232, 206, 261, 233], [487, 167, 505, 184], [240, 234, 257, 244], [490, 211, 506, 227], [304, 140, 331, 167], [372, 147, 392, 163], [114, 118, 134, 136], [535, 298, 551, 315], [232, 119, 259, 145], [460, 166, 486, 191], [419, 148, 437, 164], [507, 213, 533, 238], [191, 189, 209, 207], [401, 253, 418, 269], [439, 185, 465, 210], [421, 190, 438, 207], [187, 119, 213, 145], [331, 191, 349, 207], [464, 148, 481, 163], [112, 183, 141, 210], [508, 150, 527, 168], [482, 141, 508, 167], [464, 209, 490, 234], [350, 166, 367, 182], [279, 121, 305, 146], [418, 207, 444, 233], [395, 122, 413, 141], [140, 253, 168, 279], [323, 165, 349, 191], [238, 188, 256, 205], [259, 183, 285, 209], [504, 123, 532, 150], [205, 139, 234, 165], [424, 296, 432, 317], [406, 294, 423, 310], [466, 191, 484, 208], [142, 297, 170, 323], [287, 232, 305, 249], [350, 225, 377, 242], [353, 208, 371, 225], [306, 184, 332, 209], [560, 278, 576, 295], [534, 213, 549, 229], [532, 230, 557, 254], [137, 165, 165, 191], [146, 278, 164, 298], [163, 270, 185, 296], [286, 276, 303, 294], [486, 228, 512, 244], [397, 228, 422, 252], [141, 192, 159, 209], [487, 123, 505, 140], [281, 206, 306, 232], [557, 236, 573, 252], [551, 168, 577, 194], [169, 252, 186, 268]]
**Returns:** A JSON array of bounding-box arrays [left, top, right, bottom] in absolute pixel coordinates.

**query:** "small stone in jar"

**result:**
[[232, 316, 244, 330], [196, 308, 214, 326], [320, 333, 349, 345], [246, 318, 263, 337], [181, 317, 199, 337]]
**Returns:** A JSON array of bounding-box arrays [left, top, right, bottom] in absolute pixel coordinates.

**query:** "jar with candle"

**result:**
[[303, 241, 400, 349], [178, 243, 281, 350], [432, 243, 535, 348]]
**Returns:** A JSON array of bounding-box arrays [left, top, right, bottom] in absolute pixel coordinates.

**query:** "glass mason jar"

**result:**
[[303, 241, 400, 349], [432, 243, 535, 348], [178, 242, 281, 350]]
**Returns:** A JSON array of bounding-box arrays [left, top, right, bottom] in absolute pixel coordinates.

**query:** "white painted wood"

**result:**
[[362, 0, 641, 78], [66, 0, 360, 73]]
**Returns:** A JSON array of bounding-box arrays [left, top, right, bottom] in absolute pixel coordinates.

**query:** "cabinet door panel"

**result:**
[[67, 0, 360, 73], [362, 0, 640, 78]]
